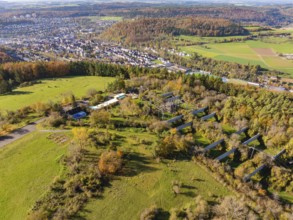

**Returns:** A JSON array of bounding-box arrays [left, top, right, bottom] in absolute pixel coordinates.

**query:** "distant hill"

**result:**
[[101, 17, 249, 45]]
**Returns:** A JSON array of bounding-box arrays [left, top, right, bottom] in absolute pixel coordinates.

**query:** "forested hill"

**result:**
[[101, 17, 249, 45], [113, 6, 292, 27], [0, 51, 13, 63]]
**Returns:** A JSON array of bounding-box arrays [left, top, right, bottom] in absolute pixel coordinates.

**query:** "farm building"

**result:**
[[64, 106, 87, 120], [90, 93, 126, 111]]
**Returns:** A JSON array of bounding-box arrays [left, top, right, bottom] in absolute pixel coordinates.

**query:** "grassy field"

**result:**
[[0, 132, 68, 220], [87, 16, 123, 22], [178, 35, 293, 77], [0, 76, 114, 111], [80, 127, 232, 220], [173, 35, 248, 45], [100, 16, 123, 21]]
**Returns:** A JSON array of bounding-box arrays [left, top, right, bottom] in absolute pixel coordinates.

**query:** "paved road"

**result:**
[[0, 118, 45, 149]]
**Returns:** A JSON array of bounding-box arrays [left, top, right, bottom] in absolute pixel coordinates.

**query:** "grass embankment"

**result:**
[[0, 76, 114, 111], [80, 127, 231, 220], [0, 132, 68, 220]]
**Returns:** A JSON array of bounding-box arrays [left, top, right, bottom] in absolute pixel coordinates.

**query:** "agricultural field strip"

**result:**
[[179, 38, 293, 76]]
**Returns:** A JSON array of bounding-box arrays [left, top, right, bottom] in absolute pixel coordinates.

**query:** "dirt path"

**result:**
[[0, 118, 45, 149]]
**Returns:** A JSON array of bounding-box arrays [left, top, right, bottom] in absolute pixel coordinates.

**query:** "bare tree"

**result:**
[[213, 196, 249, 219]]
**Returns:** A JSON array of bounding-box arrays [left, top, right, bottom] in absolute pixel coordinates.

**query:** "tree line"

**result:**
[[0, 61, 172, 94]]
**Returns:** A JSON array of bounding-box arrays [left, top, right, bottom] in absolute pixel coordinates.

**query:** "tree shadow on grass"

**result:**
[[207, 200, 219, 206], [181, 191, 197, 198], [157, 209, 170, 220], [122, 152, 158, 177], [7, 91, 33, 96], [111, 133, 126, 147], [0, 135, 14, 141], [192, 178, 205, 182], [182, 184, 197, 190]]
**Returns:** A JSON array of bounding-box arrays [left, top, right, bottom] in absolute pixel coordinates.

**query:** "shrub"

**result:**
[[45, 112, 65, 127], [155, 135, 176, 158], [98, 151, 123, 175], [90, 110, 110, 128], [148, 120, 170, 134], [213, 196, 249, 219], [87, 88, 98, 98], [90, 93, 105, 106], [140, 205, 159, 220]]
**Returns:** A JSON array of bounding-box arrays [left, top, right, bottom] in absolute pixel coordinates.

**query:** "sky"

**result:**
[[1, 0, 290, 2], [2, 0, 292, 4]]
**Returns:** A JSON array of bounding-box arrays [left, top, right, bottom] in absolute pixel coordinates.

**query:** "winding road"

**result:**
[[0, 118, 45, 149]]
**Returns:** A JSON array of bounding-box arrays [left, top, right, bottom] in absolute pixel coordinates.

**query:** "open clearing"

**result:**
[[0, 76, 114, 111], [179, 37, 293, 77], [80, 128, 232, 220], [82, 160, 231, 220], [0, 132, 68, 220]]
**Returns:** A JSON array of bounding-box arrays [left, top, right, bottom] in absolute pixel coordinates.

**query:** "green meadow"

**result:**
[[0, 123, 232, 220], [87, 16, 123, 22], [0, 76, 114, 111], [0, 132, 68, 220], [100, 16, 123, 21], [82, 160, 231, 220], [178, 35, 293, 77], [80, 128, 231, 220]]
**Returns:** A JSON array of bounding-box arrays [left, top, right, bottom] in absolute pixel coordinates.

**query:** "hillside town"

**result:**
[[0, 15, 291, 93]]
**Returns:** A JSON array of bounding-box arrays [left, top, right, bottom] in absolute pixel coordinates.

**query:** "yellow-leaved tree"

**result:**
[[72, 127, 89, 148]]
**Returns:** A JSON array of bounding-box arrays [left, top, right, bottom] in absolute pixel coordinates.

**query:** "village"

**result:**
[[0, 14, 292, 93]]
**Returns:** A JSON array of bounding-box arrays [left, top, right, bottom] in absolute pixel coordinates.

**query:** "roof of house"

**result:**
[[72, 111, 87, 120]]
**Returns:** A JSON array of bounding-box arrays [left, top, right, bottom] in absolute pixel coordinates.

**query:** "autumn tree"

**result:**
[[90, 110, 111, 128], [213, 196, 249, 219], [45, 111, 64, 127], [72, 127, 89, 148], [140, 205, 159, 220], [31, 102, 48, 116], [120, 97, 140, 116], [186, 195, 210, 219], [61, 92, 77, 107], [98, 150, 123, 175], [148, 120, 170, 134], [155, 135, 177, 158]]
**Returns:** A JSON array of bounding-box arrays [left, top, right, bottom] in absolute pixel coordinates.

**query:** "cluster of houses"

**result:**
[[0, 17, 117, 62], [0, 15, 291, 93], [94, 44, 158, 66]]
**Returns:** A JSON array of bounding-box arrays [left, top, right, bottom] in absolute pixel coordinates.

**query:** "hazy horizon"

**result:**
[[2, 0, 293, 3]]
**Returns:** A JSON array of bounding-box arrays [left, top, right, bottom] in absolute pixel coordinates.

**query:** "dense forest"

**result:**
[[101, 17, 248, 45], [113, 6, 292, 27]]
